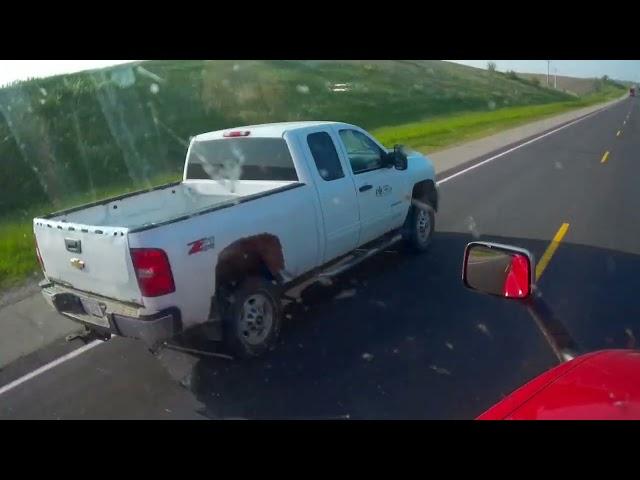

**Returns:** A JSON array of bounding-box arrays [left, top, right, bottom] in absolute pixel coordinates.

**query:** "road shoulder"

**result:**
[[429, 97, 622, 176]]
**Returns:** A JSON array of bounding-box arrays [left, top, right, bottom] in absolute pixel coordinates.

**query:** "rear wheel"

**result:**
[[403, 202, 435, 253], [222, 276, 282, 359]]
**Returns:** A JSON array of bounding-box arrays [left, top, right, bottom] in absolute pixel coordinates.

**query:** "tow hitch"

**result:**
[[66, 326, 111, 343]]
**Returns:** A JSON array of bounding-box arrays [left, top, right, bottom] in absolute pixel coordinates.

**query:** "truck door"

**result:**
[[302, 130, 360, 263], [335, 128, 405, 246]]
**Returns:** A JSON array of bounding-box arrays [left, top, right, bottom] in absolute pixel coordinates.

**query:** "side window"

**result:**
[[339, 129, 385, 174], [307, 131, 345, 181]]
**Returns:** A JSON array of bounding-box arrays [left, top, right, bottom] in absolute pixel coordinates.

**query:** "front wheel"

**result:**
[[222, 276, 282, 359], [403, 203, 435, 253]]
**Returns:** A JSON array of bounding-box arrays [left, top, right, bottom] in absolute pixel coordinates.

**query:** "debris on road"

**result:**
[[476, 323, 492, 338], [335, 289, 357, 300], [429, 365, 451, 376]]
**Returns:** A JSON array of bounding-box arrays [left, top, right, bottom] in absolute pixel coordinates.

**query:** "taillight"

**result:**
[[223, 130, 250, 137], [35, 239, 45, 272], [130, 248, 175, 297]]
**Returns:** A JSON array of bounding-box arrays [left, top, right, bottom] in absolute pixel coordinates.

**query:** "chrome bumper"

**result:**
[[40, 281, 181, 347]]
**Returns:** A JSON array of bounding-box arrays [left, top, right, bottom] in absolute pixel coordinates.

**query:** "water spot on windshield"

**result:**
[[362, 353, 374, 361], [296, 84, 310, 94], [445, 342, 454, 350], [488, 100, 496, 110], [625, 328, 636, 349], [150, 83, 159, 94], [371, 300, 387, 308], [232, 64, 241, 72], [554, 161, 563, 170], [465, 216, 480, 238]]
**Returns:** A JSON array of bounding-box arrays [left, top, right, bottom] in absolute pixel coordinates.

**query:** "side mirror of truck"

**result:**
[[392, 144, 408, 170], [462, 242, 534, 299]]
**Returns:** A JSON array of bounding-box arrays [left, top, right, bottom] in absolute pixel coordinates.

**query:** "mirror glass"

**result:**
[[464, 244, 531, 299]]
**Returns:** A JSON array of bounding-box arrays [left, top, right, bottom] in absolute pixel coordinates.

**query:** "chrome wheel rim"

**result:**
[[239, 293, 274, 346], [417, 208, 431, 243]]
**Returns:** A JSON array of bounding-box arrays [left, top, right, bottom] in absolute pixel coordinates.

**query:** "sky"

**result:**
[[0, 60, 136, 87], [448, 60, 640, 82]]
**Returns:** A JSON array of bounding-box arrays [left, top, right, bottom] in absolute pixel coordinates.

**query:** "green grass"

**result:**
[[372, 87, 624, 152], [0, 171, 181, 290]]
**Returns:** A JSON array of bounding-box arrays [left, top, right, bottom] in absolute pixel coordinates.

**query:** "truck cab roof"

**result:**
[[194, 121, 356, 141]]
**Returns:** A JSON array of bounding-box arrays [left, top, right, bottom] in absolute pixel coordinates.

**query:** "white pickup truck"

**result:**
[[34, 121, 438, 357]]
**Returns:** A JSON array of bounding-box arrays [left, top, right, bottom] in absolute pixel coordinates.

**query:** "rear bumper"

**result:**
[[40, 281, 182, 347]]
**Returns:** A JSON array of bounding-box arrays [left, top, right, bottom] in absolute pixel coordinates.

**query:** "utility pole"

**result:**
[[547, 60, 551, 87]]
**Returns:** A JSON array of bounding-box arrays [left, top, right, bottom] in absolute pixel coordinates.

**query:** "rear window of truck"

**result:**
[[186, 138, 298, 181]]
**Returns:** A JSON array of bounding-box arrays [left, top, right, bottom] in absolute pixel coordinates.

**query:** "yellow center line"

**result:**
[[601, 151, 610, 163], [535, 223, 570, 281]]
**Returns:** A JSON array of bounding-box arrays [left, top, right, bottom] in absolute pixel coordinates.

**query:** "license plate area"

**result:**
[[80, 297, 103, 317], [53, 293, 110, 328], [78, 298, 110, 328]]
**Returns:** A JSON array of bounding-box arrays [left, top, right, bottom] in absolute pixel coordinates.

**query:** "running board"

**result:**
[[317, 233, 402, 279]]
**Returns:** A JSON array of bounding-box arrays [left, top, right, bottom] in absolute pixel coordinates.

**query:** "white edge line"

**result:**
[[0, 339, 104, 396], [436, 101, 617, 186], [0, 99, 621, 398]]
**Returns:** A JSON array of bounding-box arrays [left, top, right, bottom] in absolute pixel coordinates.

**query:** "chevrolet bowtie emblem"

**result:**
[[70, 258, 85, 270]]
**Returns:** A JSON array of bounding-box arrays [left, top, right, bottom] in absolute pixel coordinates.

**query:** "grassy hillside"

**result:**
[[372, 82, 625, 151], [0, 60, 626, 288], [0, 60, 573, 218]]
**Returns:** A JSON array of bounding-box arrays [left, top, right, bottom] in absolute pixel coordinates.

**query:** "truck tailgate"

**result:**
[[34, 220, 142, 304]]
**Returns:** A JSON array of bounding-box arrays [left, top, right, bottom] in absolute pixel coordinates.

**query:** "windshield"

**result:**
[[185, 138, 298, 181], [1, 59, 639, 421]]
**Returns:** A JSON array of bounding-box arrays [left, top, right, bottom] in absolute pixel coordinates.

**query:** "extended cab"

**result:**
[[34, 121, 438, 357]]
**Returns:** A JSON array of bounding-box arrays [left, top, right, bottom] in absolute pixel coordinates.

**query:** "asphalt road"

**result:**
[[2, 97, 639, 419]]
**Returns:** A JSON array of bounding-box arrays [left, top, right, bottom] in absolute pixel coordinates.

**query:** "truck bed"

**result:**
[[34, 179, 300, 303], [41, 180, 296, 231]]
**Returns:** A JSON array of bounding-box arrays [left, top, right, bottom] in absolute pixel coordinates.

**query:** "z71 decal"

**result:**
[[188, 236, 215, 255]]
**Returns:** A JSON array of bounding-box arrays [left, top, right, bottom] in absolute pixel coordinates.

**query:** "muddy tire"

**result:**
[[222, 276, 282, 359]]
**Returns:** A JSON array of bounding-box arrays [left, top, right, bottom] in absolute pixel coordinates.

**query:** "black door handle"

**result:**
[[359, 184, 373, 192]]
